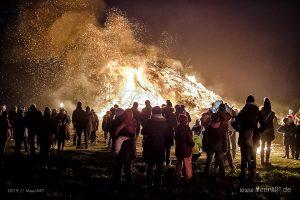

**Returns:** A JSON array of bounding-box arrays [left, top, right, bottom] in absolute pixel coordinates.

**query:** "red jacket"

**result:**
[[175, 124, 195, 158]]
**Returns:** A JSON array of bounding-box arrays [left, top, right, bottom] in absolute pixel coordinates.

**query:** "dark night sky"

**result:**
[[0, 0, 299, 110]]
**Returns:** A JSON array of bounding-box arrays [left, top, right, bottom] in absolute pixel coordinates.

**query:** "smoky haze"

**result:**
[[106, 0, 300, 109]]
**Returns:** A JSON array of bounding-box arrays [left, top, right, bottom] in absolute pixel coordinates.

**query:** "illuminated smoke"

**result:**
[[7, 0, 221, 115]]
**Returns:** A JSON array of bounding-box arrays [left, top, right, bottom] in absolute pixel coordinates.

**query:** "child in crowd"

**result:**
[[175, 114, 195, 180]]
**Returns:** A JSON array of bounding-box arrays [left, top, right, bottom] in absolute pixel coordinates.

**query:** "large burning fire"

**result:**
[[99, 60, 220, 115], [6, 0, 222, 115]]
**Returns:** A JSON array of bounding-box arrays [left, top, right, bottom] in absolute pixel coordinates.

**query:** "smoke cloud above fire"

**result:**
[[3, 0, 222, 114]]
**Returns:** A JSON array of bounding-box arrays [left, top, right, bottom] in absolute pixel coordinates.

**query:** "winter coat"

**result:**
[[175, 124, 195, 158], [162, 106, 177, 146], [295, 125, 300, 151], [102, 113, 111, 132], [57, 113, 71, 140], [72, 107, 88, 131], [217, 110, 232, 133], [131, 108, 141, 133], [25, 110, 43, 133], [140, 106, 152, 127], [260, 107, 275, 141], [202, 125, 227, 153], [278, 124, 296, 138], [40, 115, 53, 146], [115, 128, 136, 162], [15, 112, 26, 139], [192, 134, 202, 155], [142, 114, 169, 162], [232, 103, 266, 146], [0, 116, 11, 138], [86, 111, 96, 132]]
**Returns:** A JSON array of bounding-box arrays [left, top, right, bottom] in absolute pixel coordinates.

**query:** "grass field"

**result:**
[[0, 133, 299, 200]]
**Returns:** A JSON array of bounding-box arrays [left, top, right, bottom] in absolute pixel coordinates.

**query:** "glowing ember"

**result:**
[[7, 0, 223, 115]]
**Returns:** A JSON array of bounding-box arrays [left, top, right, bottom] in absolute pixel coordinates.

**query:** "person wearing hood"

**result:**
[[72, 102, 88, 149], [259, 97, 276, 165], [0, 111, 11, 156], [113, 109, 137, 186], [232, 95, 266, 183], [142, 106, 169, 188], [175, 114, 195, 180], [162, 100, 177, 166]]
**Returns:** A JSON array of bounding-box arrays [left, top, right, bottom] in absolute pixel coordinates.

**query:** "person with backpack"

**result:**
[[259, 97, 276, 165]]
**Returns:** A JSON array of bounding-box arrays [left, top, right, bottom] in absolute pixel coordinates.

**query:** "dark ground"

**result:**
[[0, 133, 299, 200]]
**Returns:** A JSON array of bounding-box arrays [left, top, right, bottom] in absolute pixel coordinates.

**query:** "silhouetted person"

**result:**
[[259, 97, 276, 165], [278, 118, 296, 159], [181, 105, 191, 124], [217, 103, 235, 173], [72, 102, 88, 149], [175, 114, 195, 180], [232, 95, 266, 183], [8, 106, 18, 139], [90, 109, 99, 144], [295, 124, 300, 159], [40, 107, 53, 167], [113, 109, 137, 186], [131, 102, 141, 138], [110, 108, 124, 151], [51, 109, 59, 149], [162, 100, 177, 166], [142, 106, 169, 188], [25, 104, 43, 158], [203, 113, 226, 178], [14, 108, 26, 155], [102, 111, 111, 143], [85, 106, 96, 149], [0, 111, 11, 156], [57, 108, 70, 151], [175, 104, 183, 120], [140, 100, 152, 127]]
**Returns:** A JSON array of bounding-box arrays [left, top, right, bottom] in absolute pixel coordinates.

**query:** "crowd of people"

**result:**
[[0, 103, 99, 168], [0, 96, 299, 187]]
